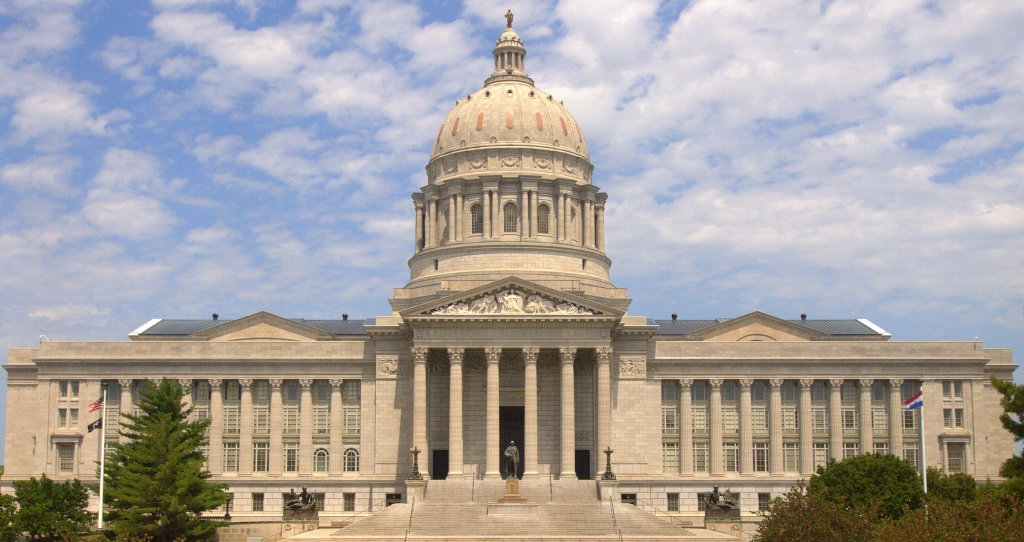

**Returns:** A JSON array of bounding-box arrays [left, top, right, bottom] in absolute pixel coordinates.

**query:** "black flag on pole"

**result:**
[[87, 419, 103, 432]]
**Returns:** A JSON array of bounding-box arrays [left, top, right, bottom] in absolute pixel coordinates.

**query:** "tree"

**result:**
[[808, 454, 923, 520], [873, 490, 1024, 542], [0, 494, 19, 542], [103, 379, 228, 542], [992, 376, 1024, 500], [13, 475, 93, 541], [753, 482, 876, 542], [926, 467, 977, 503]]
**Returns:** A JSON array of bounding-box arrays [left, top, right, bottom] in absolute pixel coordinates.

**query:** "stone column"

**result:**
[[739, 379, 753, 475], [556, 193, 564, 242], [299, 379, 313, 475], [769, 379, 783, 474], [562, 194, 570, 243], [179, 379, 193, 412], [330, 379, 343, 474], [452, 195, 460, 242], [412, 347, 429, 477], [595, 347, 612, 469], [415, 201, 424, 252], [559, 347, 577, 479], [269, 379, 283, 474], [530, 190, 538, 239], [595, 202, 606, 252], [799, 379, 814, 475], [483, 192, 491, 239], [709, 379, 723, 475], [448, 348, 465, 478], [119, 379, 133, 417], [889, 379, 904, 458], [239, 379, 253, 475], [485, 347, 501, 478], [426, 198, 436, 248], [208, 379, 223, 475], [859, 379, 873, 454], [458, 194, 465, 241], [524, 191, 532, 238], [829, 379, 843, 461], [523, 347, 539, 478], [679, 379, 693, 475], [492, 189, 500, 239]]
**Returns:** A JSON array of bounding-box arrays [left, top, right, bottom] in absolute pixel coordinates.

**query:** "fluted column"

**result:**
[[239, 379, 253, 475], [269, 379, 283, 474], [739, 379, 753, 475], [299, 379, 313, 475], [415, 202, 424, 252], [889, 379, 904, 458], [208, 379, 224, 475], [595, 202, 606, 252], [709, 379, 723, 475], [829, 379, 843, 461], [451, 195, 460, 242], [330, 379, 343, 474], [677, 380, 693, 475], [523, 347, 539, 477], [769, 379, 783, 474], [799, 379, 814, 475], [595, 347, 612, 472], [448, 348, 465, 478], [562, 194, 570, 243], [559, 347, 577, 478], [859, 379, 873, 454], [556, 193, 564, 242], [119, 379, 133, 417], [412, 347, 429, 477], [426, 198, 436, 248], [485, 347, 501, 478]]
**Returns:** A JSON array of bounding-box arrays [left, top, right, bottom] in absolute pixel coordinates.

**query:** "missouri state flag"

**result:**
[[905, 391, 924, 410]]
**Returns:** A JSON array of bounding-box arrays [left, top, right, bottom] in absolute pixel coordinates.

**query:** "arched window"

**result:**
[[503, 202, 517, 233], [471, 204, 483, 234], [314, 448, 329, 472], [344, 448, 359, 472], [537, 204, 550, 234]]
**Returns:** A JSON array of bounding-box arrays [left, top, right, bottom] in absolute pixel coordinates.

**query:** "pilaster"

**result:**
[[208, 379, 223, 475], [560, 347, 577, 478], [448, 348, 465, 477], [299, 379, 313, 475], [829, 379, 843, 461], [523, 347, 539, 477], [269, 379, 283, 474], [709, 379, 723, 475], [769, 379, 783, 474], [239, 379, 253, 475], [329, 379, 343, 474], [739, 379, 753, 475], [859, 379, 873, 454], [679, 379, 693, 475]]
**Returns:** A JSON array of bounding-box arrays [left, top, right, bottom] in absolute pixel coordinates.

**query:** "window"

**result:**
[[904, 442, 920, 468], [314, 493, 325, 512], [253, 443, 269, 472], [947, 443, 965, 473], [954, 381, 963, 398], [782, 408, 798, 431], [697, 493, 707, 511], [662, 408, 678, 434], [753, 443, 769, 472], [342, 381, 361, 405], [724, 443, 739, 472], [903, 410, 917, 430], [955, 408, 964, 428], [344, 448, 360, 472], [194, 381, 211, 404], [253, 381, 270, 403], [667, 493, 679, 512], [284, 407, 300, 434], [692, 381, 708, 401], [942, 381, 952, 398], [285, 445, 299, 472], [873, 442, 889, 455], [385, 494, 402, 507], [314, 448, 329, 472], [663, 442, 679, 473], [783, 443, 799, 472], [753, 408, 769, 432], [470, 205, 483, 234], [782, 381, 797, 402], [722, 407, 739, 432], [662, 380, 679, 403], [284, 380, 300, 402], [812, 408, 828, 434], [943, 408, 952, 428], [503, 202, 517, 233], [252, 493, 264, 512], [223, 443, 239, 472], [692, 408, 708, 431], [57, 443, 75, 472], [225, 381, 240, 402], [344, 493, 356, 512], [872, 381, 885, 402], [58, 408, 67, 427], [721, 382, 737, 401], [813, 443, 829, 469], [314, 407, 330, 434], [842, 409, 857, 430], [537, 204, 550, 234], [811, 381, 827, 402], [693, 443, 709, 472], [224, 407, 240, 434], [841, 382, 857, 402], [758, 493, 772, 512], [69, 409, 78, 427], [254, 407, 270, 434], [344, 408, 361, 439], [901, 381, 919, 402], [752, 382, 766, 401], [621, 494, 637, 506], [872, 408, 888, 431], [60, 381, 68, 398], [843, 442, 859, 459]]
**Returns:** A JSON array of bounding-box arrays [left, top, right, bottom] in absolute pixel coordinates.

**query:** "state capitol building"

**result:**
[[3, 19, 1017, 530]]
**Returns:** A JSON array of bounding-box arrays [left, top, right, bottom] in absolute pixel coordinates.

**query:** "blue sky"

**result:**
[[1, 0, 1022, 462]]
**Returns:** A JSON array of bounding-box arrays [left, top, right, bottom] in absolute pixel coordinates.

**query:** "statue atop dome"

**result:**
[[505, 9, 514, 29]]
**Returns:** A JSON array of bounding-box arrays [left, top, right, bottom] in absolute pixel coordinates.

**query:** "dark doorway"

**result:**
[[575, 449, 592, 480], [432, 449, 449, 480], [499, 406, 525, 478]]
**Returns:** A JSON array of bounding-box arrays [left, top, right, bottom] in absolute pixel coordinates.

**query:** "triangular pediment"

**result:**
[[191, 311, 334, 342], [401, 277, 623, 319], [687, 311, 829, 342]]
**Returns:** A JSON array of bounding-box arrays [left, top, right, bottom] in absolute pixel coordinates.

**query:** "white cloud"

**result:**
[[0, 154, 79, 195], [29, 303, 110, 322]]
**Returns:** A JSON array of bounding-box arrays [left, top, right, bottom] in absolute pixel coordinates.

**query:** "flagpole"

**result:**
[[920, 400, 927, 494], [99, 388, 107, 529]]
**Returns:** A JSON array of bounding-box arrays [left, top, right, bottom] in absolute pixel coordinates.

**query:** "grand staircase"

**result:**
[[290, 479, 739, 542]]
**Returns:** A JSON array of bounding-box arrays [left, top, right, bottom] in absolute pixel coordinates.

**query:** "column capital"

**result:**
[[208, 378, 223, 387], [829, 378, 844, 388], [177, 379, 192, 391], [859, 378, 874, 388], [148, 377, 161, 385], [522, 347, 539, 364], [299, 379, 313, 390], [118, 378, 134, 387], [330, 379, 344, 387], [709, 378, 723, 389], [595, 347, 612, 363], [769, 378, 784, 388], [269, 379, 283, 388], [485, 347, 502, 364], [799, 379, 815, 388], [412, 347, 429, 364], [679, 378, 693, 389], [739, 379, 754, 389], [448, 347, 465, 365], [239, 379, 253, 389], [889, 379, 904, 388], [559, 347, 577, 365]]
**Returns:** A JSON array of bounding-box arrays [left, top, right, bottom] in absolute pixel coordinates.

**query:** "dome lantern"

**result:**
[[485, 11, 534, 86]]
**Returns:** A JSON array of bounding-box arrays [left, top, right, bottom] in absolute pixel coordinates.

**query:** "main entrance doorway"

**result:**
[[432, 449, 449, 480], [499, 406, 525, 478]]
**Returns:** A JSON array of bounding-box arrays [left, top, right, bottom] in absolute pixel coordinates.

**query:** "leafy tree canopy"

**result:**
[[13, 475, 93, 541], [808, 454, 923, 519], [992, 376, 1024, 500], [926, 467, 977, 503], [0, 494, 19, 542], [103, 379, 228, 542]]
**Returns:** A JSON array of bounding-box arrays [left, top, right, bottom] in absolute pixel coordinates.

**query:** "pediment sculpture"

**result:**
[[430, 288, 595, 316]]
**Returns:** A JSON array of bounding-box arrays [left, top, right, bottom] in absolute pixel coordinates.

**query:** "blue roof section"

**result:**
[[652, 319, 721, 335], [652, 318, 884, 336], [138, 318, 369, 336]]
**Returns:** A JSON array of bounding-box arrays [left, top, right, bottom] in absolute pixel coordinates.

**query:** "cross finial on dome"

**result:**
[[505, 9, 513, 28]]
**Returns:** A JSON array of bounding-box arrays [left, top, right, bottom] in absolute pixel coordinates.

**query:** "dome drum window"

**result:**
[[471, 205, 483, 234], [503, 202, 517, 233], [537, 204, 550, 234]]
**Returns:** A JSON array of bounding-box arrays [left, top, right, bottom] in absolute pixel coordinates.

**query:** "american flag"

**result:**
[[85, 396, 104, 414]]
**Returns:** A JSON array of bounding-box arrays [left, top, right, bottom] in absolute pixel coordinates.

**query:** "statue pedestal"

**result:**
[[497, 478, 528, 503], [597, 479, 619, 502]]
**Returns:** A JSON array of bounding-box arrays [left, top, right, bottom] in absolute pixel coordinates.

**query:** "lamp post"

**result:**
[[602, 446, 616, 480], [408, 446, 423, 480]]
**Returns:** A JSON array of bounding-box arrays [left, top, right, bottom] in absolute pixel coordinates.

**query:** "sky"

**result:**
[[1, 0, 1022, 462]]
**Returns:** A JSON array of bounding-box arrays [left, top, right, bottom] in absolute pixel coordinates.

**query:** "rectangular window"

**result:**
[[903, 410, 916, 430], [783, 442, 799, 472], [872, 408, 888, 431], [314, 407, 331, 434], [662, 442, 679, 473], [947, 443, 965, 473], [253, 381, 270, 403], [752, 382, 766, 401], [223, 442, 239, 472], [752, 408, 768, 432], [60, 380, 68, 398], [58, 408, 67, 427], [697, 493, 707, 512], [693, 442, 709, 472], [812, 408, 828, 434], [753, 443, 769, 472], [843, 442, 859, 459], [71, 381, 79, 398], [314, 493, 325, 512], [692, 408, 708, 431], [942, 381, 951, 398], [953, 381, 963, 398], [943, 408, 952, 428], [873, 442, 889, 455], [662, 407, 678, 434], [194, 381, 211, 405], [814, 443, 829, 469], [841, 382, 857, 403], [811, 382, 827, 402], [69, 408, 78, 427], [782, 382, 797, 402], [284, 407, 300, 434], [224, 407, 240, 434], [872, 381, 885, 402], [57, 443, 75, 472], [782, 408, 798, 431], [621, 494, 637, 506], [662, 380, 679, 404], [344, 407, 361, 440], [253, 442, 269, 472], [954, 409, 964, 428], [254, 407, 270, 434], [285, 444, 299, 472], [667, 492, 679, 512], [842, 409, 857, 430], [724, 442, 739, 472], [225, 381, 240, 402], [692, 382, 708, 401], [252, 493, 264, 512], [721, 382, 738, 401], [722, 407, 739, 432], [342, 381, 361, 405], [904, 442, 920, 468], [901, 381, 919, 402], [344, 493, 356, 512], [758, 493, 772, 512]]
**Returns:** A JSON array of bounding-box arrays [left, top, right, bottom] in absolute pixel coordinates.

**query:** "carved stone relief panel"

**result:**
[[616, 357, 647, 379], [377, 356, 399, 378]]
